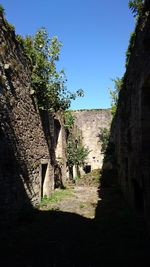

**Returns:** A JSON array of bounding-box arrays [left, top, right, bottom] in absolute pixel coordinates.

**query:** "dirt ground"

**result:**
[[40, 186, 99, 218], [1, 182, 150, 267]]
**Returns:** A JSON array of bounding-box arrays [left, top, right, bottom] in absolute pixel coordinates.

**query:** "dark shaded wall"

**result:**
[[0, 13, 54, 223], [112, 3, 150, 226]]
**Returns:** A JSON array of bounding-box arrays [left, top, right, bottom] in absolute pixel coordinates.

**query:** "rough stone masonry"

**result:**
[[111, 1, 150, 229], [0, 12, 55, 224]]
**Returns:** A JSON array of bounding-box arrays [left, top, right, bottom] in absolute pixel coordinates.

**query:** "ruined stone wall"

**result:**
[[54, 112, 67, 186], [112, 4, 150, 226], [0, 13, 54, 223], [72, 109, 112, 173]]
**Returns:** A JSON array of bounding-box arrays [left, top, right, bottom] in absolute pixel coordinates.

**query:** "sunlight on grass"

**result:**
[[39, 189, 74, 207]]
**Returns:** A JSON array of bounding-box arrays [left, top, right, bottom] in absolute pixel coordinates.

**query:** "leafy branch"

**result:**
[[22, 28, 84, 112]]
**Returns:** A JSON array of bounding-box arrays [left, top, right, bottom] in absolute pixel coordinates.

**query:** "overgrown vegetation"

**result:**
[[125, 31, 136, 68], [109, 1, 145, 115], [1, 4, 84, 112], [64, 112, 90, 179], [64, 111, 75, 130], [16, 34, 25, 46], [98, 127, 110, 154], [125, 0, 145, 68], [66, 137, 90, 174], [128, 0, 144, 17], [66, 132, 90, 180], [0, 4, 4, 14], [98, 126, 115, 170], [77, 169, 101, 186], [109, 77, 123, 116], [0, 5, 15, 32]]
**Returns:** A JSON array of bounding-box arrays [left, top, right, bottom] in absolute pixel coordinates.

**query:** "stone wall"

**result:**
[[0, 13, 54, 223], [54, 112, 67, 186], [112, 3, 150, 227], [71, 109, 112, 174]]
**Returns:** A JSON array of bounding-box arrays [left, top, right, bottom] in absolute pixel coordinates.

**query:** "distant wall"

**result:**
[[72, 109, 112, 173]]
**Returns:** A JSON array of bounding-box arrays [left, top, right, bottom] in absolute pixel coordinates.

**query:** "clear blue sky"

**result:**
[[1, 0, 135, 110]]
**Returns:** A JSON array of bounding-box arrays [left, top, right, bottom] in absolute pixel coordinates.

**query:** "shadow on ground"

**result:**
[[1, 183, 150, 267]]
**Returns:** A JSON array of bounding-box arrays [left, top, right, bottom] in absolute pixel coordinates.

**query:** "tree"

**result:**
[[23, 28, 84, 111], [65, 112, 90, 179], [66, 136, 90, 179]]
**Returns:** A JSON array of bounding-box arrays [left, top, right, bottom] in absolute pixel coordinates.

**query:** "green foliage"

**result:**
[[128, 0, 144, 17], [109, 77, 123, 115], [1, 17, 15, 32], [23, 28, 84, 111], [98, 128, 110, 154], [98, 127, 115, 165], [64, 111, 75, 130], [0, 5, 15, 31], [0, 4, 5, 14], [5, 21, 15, 31], [126, 1, 145, 69], [125, 31, 136, 68], [66, 136, 90, 168], [16, 34, 24, 46], [65, 111, 90, 172]]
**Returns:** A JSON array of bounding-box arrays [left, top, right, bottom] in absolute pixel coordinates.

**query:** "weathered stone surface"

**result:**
[[0, 14, 54, 224], [54, 112, 67, 185], [112, 7, 150, 228], [72, 109, 112, 172]]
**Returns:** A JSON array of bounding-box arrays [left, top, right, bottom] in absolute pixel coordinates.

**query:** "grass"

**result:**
[[39, 188, 74, 207]]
